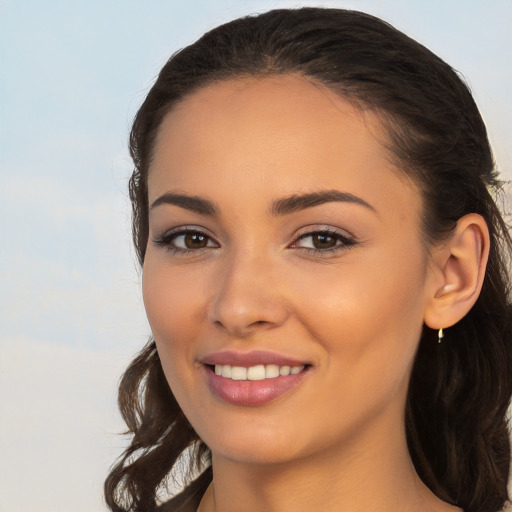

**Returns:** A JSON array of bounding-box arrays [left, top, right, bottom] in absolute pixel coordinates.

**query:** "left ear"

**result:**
[[424, 213, 490, 330]]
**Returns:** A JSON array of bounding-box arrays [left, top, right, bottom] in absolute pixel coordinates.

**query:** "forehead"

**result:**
[[155, 75, 384, 166], [149, 75, 420, 222]]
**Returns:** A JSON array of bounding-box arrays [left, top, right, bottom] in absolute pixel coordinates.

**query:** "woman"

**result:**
[[105, 8, 512, 512]]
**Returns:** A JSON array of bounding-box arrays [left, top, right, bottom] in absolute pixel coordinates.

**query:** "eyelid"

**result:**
[[295, 223, 354, 237], [152, 224, 357, 254], [153, 225, 220, 251], [289, 226, 357, 252]]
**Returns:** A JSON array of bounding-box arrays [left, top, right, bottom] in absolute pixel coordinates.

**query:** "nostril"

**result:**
[[208, 291, 289, 336]]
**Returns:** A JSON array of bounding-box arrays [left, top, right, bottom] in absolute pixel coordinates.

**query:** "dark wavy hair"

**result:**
[[105, 8, 512, 512]]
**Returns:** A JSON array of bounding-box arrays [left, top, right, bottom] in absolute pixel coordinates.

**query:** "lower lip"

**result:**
[[203, 365, 310, 406]]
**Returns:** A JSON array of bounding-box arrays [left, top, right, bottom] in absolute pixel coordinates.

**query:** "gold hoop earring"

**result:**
[[438, 328, 444, 344]]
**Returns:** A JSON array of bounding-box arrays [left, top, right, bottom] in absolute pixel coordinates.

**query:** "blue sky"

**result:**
[[1, 1, 511, 511]]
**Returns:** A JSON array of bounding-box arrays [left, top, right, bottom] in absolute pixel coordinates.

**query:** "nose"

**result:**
[[207, 252, 289, 337]]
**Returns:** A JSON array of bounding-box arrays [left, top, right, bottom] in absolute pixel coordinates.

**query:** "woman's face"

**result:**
[[143, 76, 437, 465]]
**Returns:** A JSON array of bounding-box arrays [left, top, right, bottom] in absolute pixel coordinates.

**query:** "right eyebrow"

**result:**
[[269, 190, 377, 216], [149, 193, 218, 216]]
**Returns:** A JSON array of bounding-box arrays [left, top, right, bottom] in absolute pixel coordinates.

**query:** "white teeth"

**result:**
[[265, 364, 280, 378], [247, 365, 265, 380], [231, 366, 247, 380], [279, 365, 291, 376], [212, 363, 306, 380]]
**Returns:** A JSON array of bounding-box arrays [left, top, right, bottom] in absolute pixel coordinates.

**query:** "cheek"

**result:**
[[142, 256, 206, 364], [299, 256, 425, 324], [293, 246, 428, 379], [285, 261, 426, 444], [142, 256, 212, 418]]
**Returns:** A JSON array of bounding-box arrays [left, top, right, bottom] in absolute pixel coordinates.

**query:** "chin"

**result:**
[[198, 420, 306, 466], [211, 440, 302, 466]]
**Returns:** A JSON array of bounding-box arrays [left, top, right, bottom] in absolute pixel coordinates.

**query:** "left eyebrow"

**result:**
[[269, 190, 377, 216], [149, 193, 219, 216]]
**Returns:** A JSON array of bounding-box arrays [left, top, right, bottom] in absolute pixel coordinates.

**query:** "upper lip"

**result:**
[[199, 350, 309, 367]]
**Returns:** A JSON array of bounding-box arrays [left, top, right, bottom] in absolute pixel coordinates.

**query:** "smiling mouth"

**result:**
[[203, 360, 311, 406], [210, 363, 307, 381]]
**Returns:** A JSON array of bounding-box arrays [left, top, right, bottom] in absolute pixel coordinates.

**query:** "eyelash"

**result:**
[[153, 227, 219, 255], [291, 228, 357, 254], [153, 227, 357, 255]]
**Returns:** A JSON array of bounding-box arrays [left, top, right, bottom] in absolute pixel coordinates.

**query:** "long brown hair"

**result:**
[[105, 8, 512, 512]]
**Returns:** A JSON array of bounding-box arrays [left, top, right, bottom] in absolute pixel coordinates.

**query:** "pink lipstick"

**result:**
[[200, 350, 311, 406]]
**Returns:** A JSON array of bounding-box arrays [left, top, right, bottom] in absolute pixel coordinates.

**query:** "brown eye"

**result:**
[[311, 233, 337, 249], [183, 232, 209, 249], [154, 229, 218, 252], [292, 230, 356, 253]]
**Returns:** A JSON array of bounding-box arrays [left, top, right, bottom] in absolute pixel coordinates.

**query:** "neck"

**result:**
[[197, 419, 459, 512]]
